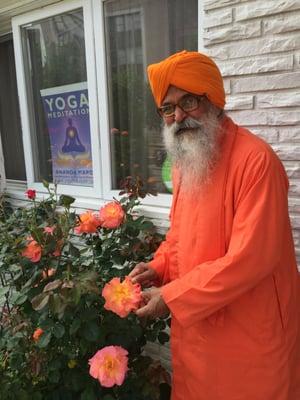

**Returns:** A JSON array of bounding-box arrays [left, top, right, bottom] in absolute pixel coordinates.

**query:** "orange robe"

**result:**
[[150, 116, 300, 400]]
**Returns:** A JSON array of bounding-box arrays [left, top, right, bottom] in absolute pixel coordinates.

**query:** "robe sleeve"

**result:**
[[148, 231, 172, 285], [161, 149, 291, 327]]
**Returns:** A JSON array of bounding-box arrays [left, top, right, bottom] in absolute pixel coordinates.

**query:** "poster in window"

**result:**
[[40, 82, 93, 186]]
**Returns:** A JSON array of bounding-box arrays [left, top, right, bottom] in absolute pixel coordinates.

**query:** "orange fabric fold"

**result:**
[[147, 50, 225, 108], [150, 116, 300, 400]]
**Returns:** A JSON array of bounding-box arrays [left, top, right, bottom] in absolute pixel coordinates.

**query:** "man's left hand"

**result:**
[[135, 287, 169, 319]]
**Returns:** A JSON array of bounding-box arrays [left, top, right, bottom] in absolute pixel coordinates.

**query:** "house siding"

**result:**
[[204, 0, 300, 268]]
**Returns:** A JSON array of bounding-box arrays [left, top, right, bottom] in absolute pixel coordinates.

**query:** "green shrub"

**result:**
[[0, 178, 170, 400]]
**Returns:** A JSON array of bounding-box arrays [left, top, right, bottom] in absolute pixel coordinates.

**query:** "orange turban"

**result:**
[[147, 50, 225, 109]]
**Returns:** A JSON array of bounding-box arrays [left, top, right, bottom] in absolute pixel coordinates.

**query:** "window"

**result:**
[[12, 0, 101, 199], [11, 0, 199, 207], [22, 9, 91, 187], [0, 37, 26, 181], [103, 0, 198, 194]]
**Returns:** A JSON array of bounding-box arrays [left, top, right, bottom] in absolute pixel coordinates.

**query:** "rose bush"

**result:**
[[0, 178, 171, 400]]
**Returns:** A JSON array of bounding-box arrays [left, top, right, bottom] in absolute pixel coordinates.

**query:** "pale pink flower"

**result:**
[[44, 226, 55, 234], [102, 277, 141, 318], [89, 346, 128, 387]]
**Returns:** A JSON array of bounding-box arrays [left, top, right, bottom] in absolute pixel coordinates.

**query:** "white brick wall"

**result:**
[[204, 0, 300, 268]]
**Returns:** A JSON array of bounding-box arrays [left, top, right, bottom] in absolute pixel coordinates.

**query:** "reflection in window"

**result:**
[[21, 9, 93, 186], [104, 0, 198, 193], [0, 39, 26, 181]]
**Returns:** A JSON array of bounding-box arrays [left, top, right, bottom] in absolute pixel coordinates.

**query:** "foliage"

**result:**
[[0, 178, 170, 400]]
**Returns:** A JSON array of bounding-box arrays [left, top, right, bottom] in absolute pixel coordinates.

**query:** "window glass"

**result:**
[[104, 0, 198, 193], [0, 39, 26, 180], [21, 9, 93, 187]]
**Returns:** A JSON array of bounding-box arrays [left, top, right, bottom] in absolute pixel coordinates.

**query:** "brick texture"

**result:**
[[205, 0, 300, 269]]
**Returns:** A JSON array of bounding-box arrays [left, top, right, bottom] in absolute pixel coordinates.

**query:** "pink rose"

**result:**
[[89, 346, 128, 387], [44, 226, 55, 234]]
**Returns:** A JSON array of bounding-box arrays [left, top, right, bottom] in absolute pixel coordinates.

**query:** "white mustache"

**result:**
[[171, 118, 203, 135]]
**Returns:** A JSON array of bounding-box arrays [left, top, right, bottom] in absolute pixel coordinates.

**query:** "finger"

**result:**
[[128, 263, 147, 277], [140, 279, 153, 288], [135, 303, 153, 318], [131, 270, 153, 284], [128, 267, 142, 278]]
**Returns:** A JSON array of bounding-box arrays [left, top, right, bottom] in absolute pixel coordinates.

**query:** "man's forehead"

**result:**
[[162, 86, 191, 104]]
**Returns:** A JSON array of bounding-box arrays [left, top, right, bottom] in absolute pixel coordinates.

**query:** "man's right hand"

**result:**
[[128, 262, 159, 288]]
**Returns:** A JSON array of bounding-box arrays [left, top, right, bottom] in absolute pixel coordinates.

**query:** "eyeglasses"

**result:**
[[157, 94, 206, 118]]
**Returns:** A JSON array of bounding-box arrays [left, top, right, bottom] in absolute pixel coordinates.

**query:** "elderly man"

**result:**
[[129, 51, 300, 400]]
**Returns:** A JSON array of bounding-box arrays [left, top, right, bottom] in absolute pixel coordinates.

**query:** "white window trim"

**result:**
[[7, 0, 204, 216], [93, 0, 173, 209], [12, 0, 102, 199]]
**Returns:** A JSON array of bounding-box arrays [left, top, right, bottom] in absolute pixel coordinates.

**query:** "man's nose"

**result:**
[[174, 106, 188, 123]]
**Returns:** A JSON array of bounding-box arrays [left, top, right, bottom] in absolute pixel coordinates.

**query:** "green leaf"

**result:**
[[31, 293, 50, 311], [70, 318, 81, 335], [80, 387, 97, 400], [53, 323, 65, 339], [0, 286, 9, 297], [146, 330, 157, 342], [9, 352, 24, 370], [37, 331, 52, 348], [158, 331, 169, 345], [23, 270, 40, 289], [49, 293, 66, 316], [154, 320, 166, 331], [48, 358, 62, 371], [69, 242, 81, 257], [42, 180, 50, 189], [43, 279, 62, 292], [14, 293, 28, 305], [82, 321, 101, 342], [140, 221, 154, 230], [59, 194, 75, 208], [32, 392, 43, 400], [48, 369, 60, 383]]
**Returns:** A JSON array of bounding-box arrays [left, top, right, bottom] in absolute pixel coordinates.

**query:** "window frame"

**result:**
[[9, 0, 203, 212], [12, 0, 102, 200]]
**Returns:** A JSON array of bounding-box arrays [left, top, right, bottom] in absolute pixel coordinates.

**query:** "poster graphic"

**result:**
[[40, 82, 93, 186]]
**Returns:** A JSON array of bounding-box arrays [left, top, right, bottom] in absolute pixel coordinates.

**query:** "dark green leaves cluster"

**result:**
[[0, 180, 170, 400]]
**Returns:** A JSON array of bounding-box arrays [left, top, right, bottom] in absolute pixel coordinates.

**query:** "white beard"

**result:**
[[162, 110, 223, 193]]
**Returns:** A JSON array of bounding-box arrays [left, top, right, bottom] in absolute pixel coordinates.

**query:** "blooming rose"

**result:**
[[33, 328, 44, 342], [99, 201, 125, 229], [25, 189, 36, 200], [89, 346, 128, 387], [75, 211, 101, 234], [102, 277, 141, 318], [22, 239, 42, 262]]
